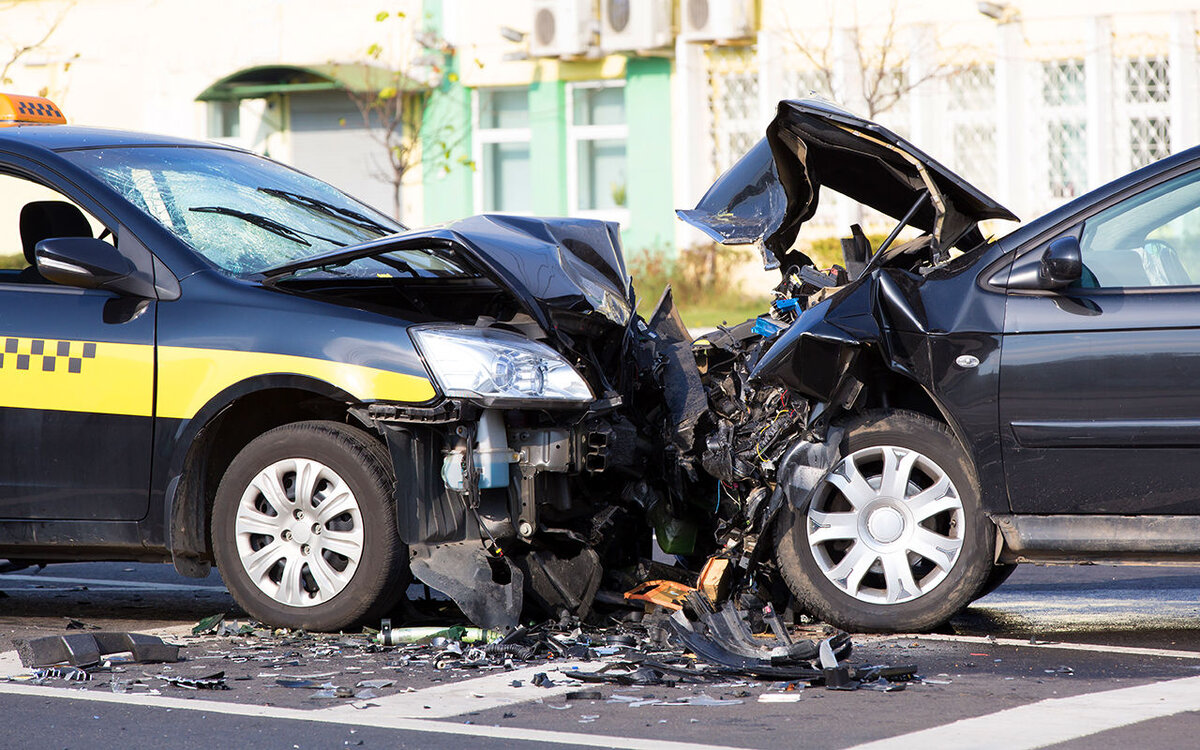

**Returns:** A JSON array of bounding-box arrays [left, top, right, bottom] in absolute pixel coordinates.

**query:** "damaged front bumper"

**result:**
[[367, 398, 649, 630]]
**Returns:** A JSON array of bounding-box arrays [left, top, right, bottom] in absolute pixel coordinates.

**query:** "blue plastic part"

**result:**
[[752, 316, 782, 337], [774, 297, 800, 312]]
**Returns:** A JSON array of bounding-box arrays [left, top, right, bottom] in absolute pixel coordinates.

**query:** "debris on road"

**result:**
[[155, 671, 230, 690], [15, 632, 180, 668]]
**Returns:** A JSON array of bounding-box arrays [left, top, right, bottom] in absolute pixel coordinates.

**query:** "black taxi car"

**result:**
[[0, 93, 686, 632]]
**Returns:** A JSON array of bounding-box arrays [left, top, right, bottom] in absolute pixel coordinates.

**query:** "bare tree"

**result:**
[[0, 2, 73, 91], [781, 3, 963, 119], [342, 10, 470, 220]]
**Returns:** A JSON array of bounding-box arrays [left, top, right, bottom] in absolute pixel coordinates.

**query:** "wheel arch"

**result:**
[[164, 374, 372, 575], [857, 363, 1006, 514]]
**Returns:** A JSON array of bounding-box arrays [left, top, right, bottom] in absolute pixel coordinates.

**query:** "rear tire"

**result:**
[[775, 410, 993, 633], [212, 420, 408, 631]]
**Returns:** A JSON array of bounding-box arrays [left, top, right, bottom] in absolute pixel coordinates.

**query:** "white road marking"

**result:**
[[904, 632, 1200, 660], [333, 661, 591, 718], [846, 674, 1200, 750], [0, 679, 749, 750], [0, 573, 225, 592]]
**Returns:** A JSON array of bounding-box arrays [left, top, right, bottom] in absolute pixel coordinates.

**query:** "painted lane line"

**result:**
[[0, 654, 598, 719], [0, 574, 226, 592], [331, 661, 593, 719], [846, 674, 1200, 750], [0, 650, 23, 679], [904, 632, 1200, 660], [0, 681, 750, 750]]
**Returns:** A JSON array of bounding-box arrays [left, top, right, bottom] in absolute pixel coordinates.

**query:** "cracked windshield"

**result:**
[[62, 146, 463, 277]]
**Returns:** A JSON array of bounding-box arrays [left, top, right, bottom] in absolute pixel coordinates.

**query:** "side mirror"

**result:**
[[1039, 236, 1083, 288], [36, 237, 156, 298], [1005, 236, 1083, 291]]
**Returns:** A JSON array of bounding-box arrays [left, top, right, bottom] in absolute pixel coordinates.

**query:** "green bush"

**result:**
[[627, 245, 770, 329], [801, 233, 889, 270]]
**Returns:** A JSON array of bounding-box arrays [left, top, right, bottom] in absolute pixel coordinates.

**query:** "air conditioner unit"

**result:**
[[680, 0, 755, 42], [530, 0, 595, 58], [600, 0, 673, 52]]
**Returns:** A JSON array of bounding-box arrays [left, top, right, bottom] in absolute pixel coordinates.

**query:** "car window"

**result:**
[[61, 147, 468, 278], [0, 172, 111, 283], [1077, 169, 1200, 288]]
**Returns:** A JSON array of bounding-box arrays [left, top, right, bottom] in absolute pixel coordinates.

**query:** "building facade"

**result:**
[[2, 0, 1199, 253]]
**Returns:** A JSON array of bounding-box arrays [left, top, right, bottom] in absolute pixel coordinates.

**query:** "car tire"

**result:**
[[774, 410, 993, 633], [212, 420, 408, 632], [972, 563, 1017, 602]]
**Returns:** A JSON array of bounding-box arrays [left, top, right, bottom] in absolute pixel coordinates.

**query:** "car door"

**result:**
[[0, 169, 155, 520], [999, 166, 1200, 514]]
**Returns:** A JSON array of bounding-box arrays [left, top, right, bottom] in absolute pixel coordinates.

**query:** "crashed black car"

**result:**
[[676, 97, 1200, 633], [0, 93, 681, 631]]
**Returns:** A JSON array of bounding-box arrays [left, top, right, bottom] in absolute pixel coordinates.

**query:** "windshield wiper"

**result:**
[[258, 188, 396, 235], [189, 206, 349, 248]]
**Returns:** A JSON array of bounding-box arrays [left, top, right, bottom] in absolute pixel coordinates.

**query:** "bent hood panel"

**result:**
[[291, 215, 635, 334], [679, 98, 1017, 253]]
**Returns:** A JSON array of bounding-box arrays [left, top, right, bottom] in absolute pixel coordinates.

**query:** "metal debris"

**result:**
[[156, 671, 229, 690]]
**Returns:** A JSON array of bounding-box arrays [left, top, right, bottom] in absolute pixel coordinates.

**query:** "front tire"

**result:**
[[212, 420, 408, 631], [775, 410, 993, 632]]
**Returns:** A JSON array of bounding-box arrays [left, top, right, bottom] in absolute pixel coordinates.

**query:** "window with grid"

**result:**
[[567, 82, 627, 216], [706, 45, 759, 178], [474, 87, 532, 213], [1122, 55, 1171, 171], [945, 64, 998, 197], [1041, 59, 1088, 201]]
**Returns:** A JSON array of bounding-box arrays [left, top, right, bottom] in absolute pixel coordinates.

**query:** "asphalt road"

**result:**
[[3, 561, 1200, 749]]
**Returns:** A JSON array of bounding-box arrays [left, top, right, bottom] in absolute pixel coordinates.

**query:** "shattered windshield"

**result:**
[[61, 146, 465, 278]]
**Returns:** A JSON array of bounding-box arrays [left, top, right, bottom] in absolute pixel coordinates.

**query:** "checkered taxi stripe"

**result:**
[[1, 338, 97, 373], [16, 99, 63, 119]]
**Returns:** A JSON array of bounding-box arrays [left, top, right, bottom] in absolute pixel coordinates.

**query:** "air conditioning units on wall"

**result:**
[[600, 0, 673, 52], [530, 0, 596, 58], [680, 0, 755, 42]]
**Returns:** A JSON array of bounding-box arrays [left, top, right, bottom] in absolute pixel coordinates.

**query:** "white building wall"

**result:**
[[2, 0, 421, 220], [698, 0, 1200, 243]]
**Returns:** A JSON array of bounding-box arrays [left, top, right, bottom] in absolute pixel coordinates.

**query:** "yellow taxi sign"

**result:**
[[0, 93, 66, 125]]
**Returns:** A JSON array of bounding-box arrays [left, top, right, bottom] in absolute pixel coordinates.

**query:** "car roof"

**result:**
[[0, 123, 235, 152]]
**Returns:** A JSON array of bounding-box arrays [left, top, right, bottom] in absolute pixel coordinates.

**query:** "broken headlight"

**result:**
[[411, 325, 593, 404]]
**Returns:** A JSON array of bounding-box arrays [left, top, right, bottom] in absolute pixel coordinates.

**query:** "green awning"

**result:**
[[196, 63, 427, 102]]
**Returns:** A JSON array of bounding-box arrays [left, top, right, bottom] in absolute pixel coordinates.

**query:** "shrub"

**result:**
[[627, 244, 770, 328]]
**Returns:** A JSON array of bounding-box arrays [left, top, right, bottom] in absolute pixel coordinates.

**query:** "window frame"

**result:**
[[1004, 162, 1200, 295], [565, 80, 629, 224], [471, 86, 533, 215]]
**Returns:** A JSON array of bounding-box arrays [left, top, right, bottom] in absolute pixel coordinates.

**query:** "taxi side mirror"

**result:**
[[35, 237, 157, 298]]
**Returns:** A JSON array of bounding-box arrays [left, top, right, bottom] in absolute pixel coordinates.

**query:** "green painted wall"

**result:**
[[420, 0, 473, 224], [623, 57, 675, 254], [528, 78, 567, 216]]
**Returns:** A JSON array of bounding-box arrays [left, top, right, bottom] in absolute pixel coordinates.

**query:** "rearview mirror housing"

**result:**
[[1005, 236, 1084, 291], [36, 237, 157, 298]]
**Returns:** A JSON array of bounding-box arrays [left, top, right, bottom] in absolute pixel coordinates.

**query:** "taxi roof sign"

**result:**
[[0, 93, 66, 125]]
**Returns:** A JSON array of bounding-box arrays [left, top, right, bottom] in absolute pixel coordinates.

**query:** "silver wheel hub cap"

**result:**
[[807, 445, 965, 606], [234, 458, 364, 608], [865, 505, 905, 544]]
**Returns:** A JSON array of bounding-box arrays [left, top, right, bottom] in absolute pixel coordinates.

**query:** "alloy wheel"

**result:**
[[807, 445, 964, 605], [234, 457, 364, 607]]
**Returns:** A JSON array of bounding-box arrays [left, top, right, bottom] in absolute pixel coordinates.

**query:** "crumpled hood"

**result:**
[[678, 98, 1017, 255], [266, 214, 634, 334], [425, 214, 634, 331]]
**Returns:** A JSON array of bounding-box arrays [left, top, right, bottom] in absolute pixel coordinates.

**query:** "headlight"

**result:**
[[411, 326, 594, 403]]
